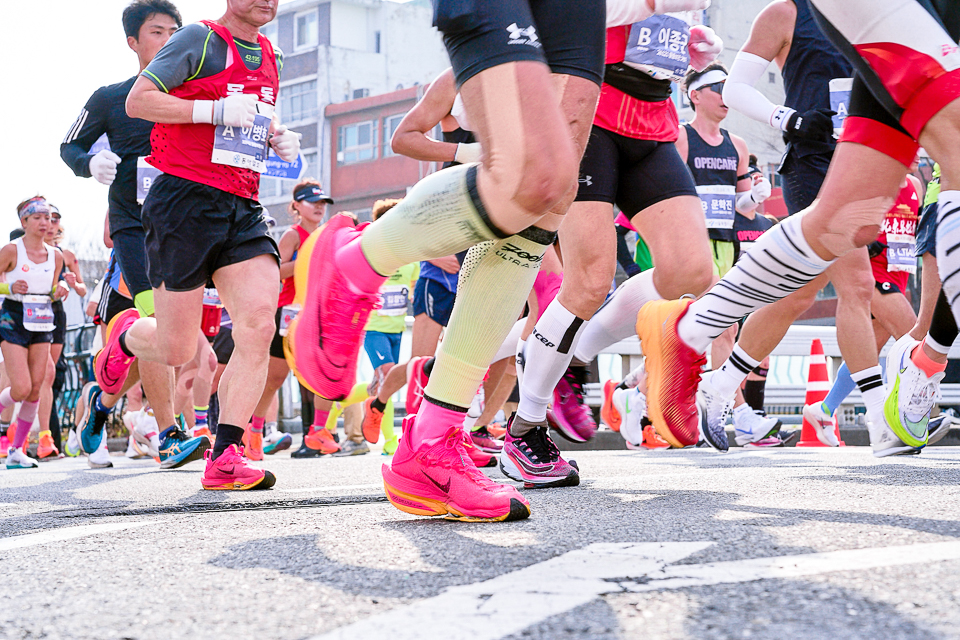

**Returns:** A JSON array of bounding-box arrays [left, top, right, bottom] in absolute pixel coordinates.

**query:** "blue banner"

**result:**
[[264, 150, 307, 180]]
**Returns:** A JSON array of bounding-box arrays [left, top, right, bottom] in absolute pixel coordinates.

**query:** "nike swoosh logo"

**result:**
[[376, 350, 384, 359], [422, 471, 451, 493], [900, 348, 909, 375]]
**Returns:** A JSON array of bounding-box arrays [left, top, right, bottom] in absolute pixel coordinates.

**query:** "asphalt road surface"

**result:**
[[4, 438, 960, 640]]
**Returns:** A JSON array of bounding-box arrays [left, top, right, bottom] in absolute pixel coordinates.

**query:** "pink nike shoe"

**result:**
[[382, 416, 529, 522], [290, 213, 380, 401], [94, 308, 140, 394], [201, 444, 276, 491], [550, 367, 597, 443], [405, 356, 431, 415]]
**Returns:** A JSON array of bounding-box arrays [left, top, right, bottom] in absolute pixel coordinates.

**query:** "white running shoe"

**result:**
[[6, 447, 38, 469], [732, 404, 778, 446], [64, 428, 81, 457], [928, 414, 959, 446], [867, 410, 919, 458], [697, 371, 731, 451], [616, 387, 647, 448], [884, 334, 938, 448], [463, 387, 485, 430], [132, 410, 160, 458], [801, 401, 839, 447], [88, 438, 114, 469]]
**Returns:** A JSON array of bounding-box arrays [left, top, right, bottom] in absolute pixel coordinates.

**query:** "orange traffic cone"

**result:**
[[797, 338, 845, 447]]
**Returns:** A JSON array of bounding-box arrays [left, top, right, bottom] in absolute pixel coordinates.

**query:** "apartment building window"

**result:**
[[337, 120, 377, 165], [381, 113, 405, 157], [261, 21, 278, 47], [279, 79, 317, 122], [295, 10, 318, 51]]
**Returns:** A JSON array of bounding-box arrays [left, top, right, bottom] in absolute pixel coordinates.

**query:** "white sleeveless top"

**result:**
[[450, 94, 473, 133], [12, 238, 56, 295]]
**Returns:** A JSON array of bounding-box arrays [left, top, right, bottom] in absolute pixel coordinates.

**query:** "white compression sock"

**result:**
[[573, 269, 662, 363], [678, 214, 834, 353], [516, 300, 587, 423], [851, 366, 884, 421], [709, 345, 760, 399], [936, 191, 960, 322]]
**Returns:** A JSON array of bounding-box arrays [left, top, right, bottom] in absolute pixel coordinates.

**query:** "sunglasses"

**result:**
[[700, 81, 725, 94]]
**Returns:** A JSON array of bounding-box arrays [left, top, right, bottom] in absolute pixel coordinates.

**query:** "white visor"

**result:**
[[687, 69, 728, 93]]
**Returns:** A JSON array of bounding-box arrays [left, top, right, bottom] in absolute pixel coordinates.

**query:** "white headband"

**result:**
[[687, 69, 728, 93]]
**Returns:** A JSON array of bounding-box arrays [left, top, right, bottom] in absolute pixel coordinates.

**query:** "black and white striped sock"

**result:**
[[678, 214, 833, 353], [936, 191, 960, 325]]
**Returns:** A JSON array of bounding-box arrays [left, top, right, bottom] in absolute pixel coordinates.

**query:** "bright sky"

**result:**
[[5, 0, 290, 258]]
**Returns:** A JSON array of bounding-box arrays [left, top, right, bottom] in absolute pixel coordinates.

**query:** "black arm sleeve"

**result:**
[[60, 88, 108, 178]]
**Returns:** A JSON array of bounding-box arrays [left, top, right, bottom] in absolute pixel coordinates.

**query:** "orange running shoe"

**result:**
[[485, 422, 507, 439], [641, 424, 671, 449], [37, 430, 59, 460], [304, 427, 341, 454], [635, 299, 706, 448], [361, 397, 383, 444], [600, 380, 622, 432], [191, 425, 213, 444], [246, 431, 264, 461]]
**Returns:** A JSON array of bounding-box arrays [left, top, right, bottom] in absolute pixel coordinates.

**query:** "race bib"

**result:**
[[829, 78, 852, 136], [211, 102, 273, 172], [203, 288, 221, 307], [278, 304, 300, 337], [378, 285, 409, 317], [23, 295, 54, 333], [136, 157, 163, 204], [623, 15, 691, 82], [697, 185, 736, 230], [886, 233, 917, 273]]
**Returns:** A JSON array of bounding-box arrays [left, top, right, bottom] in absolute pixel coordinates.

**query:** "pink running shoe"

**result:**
[[405, 356, 431, 415], [94, 308, 140, 394], [290, 214, 381, 401], [551, 366, 597, 443], [470, 426, 504, 455], [499, 415, 580, 489], [201, 444, 277, 490], [382, 416, 529, 522]]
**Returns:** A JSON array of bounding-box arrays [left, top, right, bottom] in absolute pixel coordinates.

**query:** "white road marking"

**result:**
[[0, 521, 154, 552], [279, 484, 382, 493], [313, 539, 960, 640]]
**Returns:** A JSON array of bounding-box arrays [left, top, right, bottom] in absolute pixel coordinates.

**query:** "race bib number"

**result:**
[[378, 285, 409, 317], [886, 234, 917, 273], [23, 295, 54, 333], [829, 78, 852, 136], [278, 304, 300, 337], [203, 288, 221, 307], [623, 15, 691, 82], [697, 185, 736, 230], [136, 157, 163, 205], [211, 102, 273, 172]]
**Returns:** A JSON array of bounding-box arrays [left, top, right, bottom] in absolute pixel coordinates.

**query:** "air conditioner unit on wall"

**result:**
[[353, 88, 369, 99]]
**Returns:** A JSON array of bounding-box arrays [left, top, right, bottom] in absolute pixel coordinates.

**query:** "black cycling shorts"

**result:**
[[436, 0, 605, 87], [575, 125, 699, 218], [111, 226, 153, 299], [142, 174, 279, 292], [52, 300, 66, 346]]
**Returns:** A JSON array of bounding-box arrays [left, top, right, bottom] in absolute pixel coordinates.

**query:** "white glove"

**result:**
[[89, 149, 121, 186], [192, 94, 258, 128], [269, 125, 301, 163], [654, 0, 711, 13], [688, 25, 723, 71], [454, 142, 482, 164], [751, 176, 772, 203]]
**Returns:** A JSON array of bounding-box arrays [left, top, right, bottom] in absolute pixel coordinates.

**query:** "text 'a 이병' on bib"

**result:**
[[830, 78, 852, 136], [623, 14, 691, 82], [278, 304, 300, 337], [22, 295, 55, 332], [211, 101, 274, 173], [137, 157, 163, 205], [378, 285, 409, 317], [697, 185, 736, 230]]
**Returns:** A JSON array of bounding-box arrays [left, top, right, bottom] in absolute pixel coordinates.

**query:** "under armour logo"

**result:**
[[506, 23, 540, 47], [579, 175, 593, 186]]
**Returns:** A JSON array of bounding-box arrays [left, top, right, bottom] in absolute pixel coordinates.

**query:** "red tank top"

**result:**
[[870, 179, 919, 290], [593, 27, 679, 142], [277, 225, 311, 307], [147, 20, 279, 200]]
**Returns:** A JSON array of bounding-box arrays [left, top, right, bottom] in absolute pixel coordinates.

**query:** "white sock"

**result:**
[[574, 269, 661, 363], [850, 366, 885, 420], [936, 190, 960, 322], [732, 403, 753, 422], [709, 345, 760, 399], [516, 300, 587, 423], [678, 215, 834, 353]]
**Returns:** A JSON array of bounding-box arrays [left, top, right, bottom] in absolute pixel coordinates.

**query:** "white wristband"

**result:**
[[737, 191, 758, 213], [192, 100, 215, 125], [454, 142, 482, 164], [771, 106, 796, 131]]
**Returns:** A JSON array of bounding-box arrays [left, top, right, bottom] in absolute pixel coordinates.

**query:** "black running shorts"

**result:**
[[52, 300, 66, 346], [96, 285, 135, 326], [574, 125, 699, 217], [436, 0, 605, 87], [111, 226, 153, 299], [141, 174, 279, 292]]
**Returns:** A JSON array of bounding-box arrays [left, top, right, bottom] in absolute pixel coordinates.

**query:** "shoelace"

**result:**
[[432, 429, 501, 489], [519, 427, 557, 463], [905, 376, 940, 415]]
